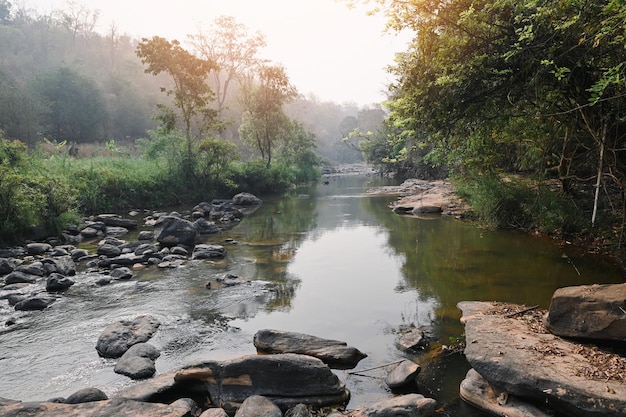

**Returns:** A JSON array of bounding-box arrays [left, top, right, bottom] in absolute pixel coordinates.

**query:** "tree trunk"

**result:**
[[591, 123, 607, 228]]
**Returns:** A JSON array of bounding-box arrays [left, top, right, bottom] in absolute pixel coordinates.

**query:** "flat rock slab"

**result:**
[[460, 369, 552, 417], [117, 353, 350, 413], [0, 397, 194, 417], [253, 329, 367, 369], [458, 301, 626, 417]]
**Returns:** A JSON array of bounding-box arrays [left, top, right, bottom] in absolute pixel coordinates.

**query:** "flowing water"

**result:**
[[1, 174, 624, 415]]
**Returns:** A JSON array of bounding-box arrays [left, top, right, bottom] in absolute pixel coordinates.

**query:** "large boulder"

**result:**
[[96, 315, 161, 358], [0, 397, 197, 417], [155, 216, 197, 248], [46, 273, 74, 292], [14, 296, 56, 311], [253, 329, 367, 369], [42, 256, 76, 276], [232, 192, 262, 206], [458, 301, 626, 417], [64, 387, 108, 404], [118, 353, 349, 413], [546, 283, 626, 341], [5, 271, 38, 284]]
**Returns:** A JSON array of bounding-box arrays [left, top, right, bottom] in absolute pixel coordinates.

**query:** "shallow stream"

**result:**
[[1, 175, 624, 415]]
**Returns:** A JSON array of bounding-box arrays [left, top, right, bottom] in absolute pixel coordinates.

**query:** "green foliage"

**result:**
[[456, 175, 583, 234], [231, 159, 296, 195]]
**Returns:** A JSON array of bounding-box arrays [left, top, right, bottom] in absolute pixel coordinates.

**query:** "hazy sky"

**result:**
[[26, 0, 413, 106]]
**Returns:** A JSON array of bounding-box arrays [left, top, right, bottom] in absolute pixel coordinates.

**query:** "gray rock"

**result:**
[[106, 226, 129, 236], [396, 328, 428, 351], [119, 353, 349, 413], [170, 246, 189, 256], [114, 343, 161, 380], [385, 360, 420, 389], [135, 243, 157, 256], [95, 214, 138, 229], [458, 301, 626, 417], [111, 267, 133, 280], [64, 387, 108, 404], [192, 244, 226, 260], [194, 218, 219, 234], [0, 397, 194, 417], [137, 231, 154, 241], [192, 201, 212, 216], [70, 248, 90, 261], [97, 243, 122, 257], [5, 271, 38, 284], [350, 394, 437, 417], [15, 262, 45, 276], [46, 273, 75, 292], [42, 256, 76, 276], [253, 329, 367, 369], [96, 315, 161, 358], [155, 216, 197, 248], [546, 283, 626, 341], [26, 242, 51, 255], [234, 395, 281, 417], [14, 296, 56, 311], [0, 258, 15, 275], [232, 192, 262, 206], [460, 368, 552, 417], [285, 404, 311, 417], [199, 408, 229, 417]]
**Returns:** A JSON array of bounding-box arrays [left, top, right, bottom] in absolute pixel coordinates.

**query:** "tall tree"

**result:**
[[136, 36, 219, 161], [239, 64, 297, 168], [189, 16, 266, 112]]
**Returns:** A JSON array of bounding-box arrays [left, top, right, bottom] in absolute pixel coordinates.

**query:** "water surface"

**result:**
[[0, 175, 623, 416]]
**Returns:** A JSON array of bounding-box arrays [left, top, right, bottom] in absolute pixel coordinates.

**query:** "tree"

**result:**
[[239, 64, 297, 168], [136, 36, 219, 163], [189, 16, 266, 112]]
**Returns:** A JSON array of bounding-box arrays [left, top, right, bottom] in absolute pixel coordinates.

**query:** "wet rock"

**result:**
[[194, 218, 219, 235], [135, 243, 158, 256], [234, 395, 281, 417], [253, 329, 367, 369], [349, 394, 437, 417], [137, 231, 154, 241], [285, 404, 311, 417], [64, 387, 108, 404], [97, 243, 122, 257], [95, 214, 138, 229], [0, 258, 15, 275], [209, 201, 244, 223], [4, 294, 25, 306], [385, 360, 420, 390], [546, 283, 626, 341], [106, 226, 129, 236], [70, 248, 90, 261], [15, 262, 45, 276], [95, 277, 111, 286], [232, 192, 262, 206], [155, 216, 197, 248], [458, 301, 626, 417], [46, 273, 75, 292], [0, 397, 196, 417], [26, 242, 52, 255], [15, 295, 55, 311], [96, 315, 161, 358], [5, 271, 38, 284], [460, 368, 552, 417], [42, 256, 76, 276], [111, 267, 133, 280], [192, 244, 226, 260], [217, 273, 248, 287], [193, 201, 212, 216], [396, 327, 428, 351], [170, 246, 189, 256], [114, 343, 161, 380]]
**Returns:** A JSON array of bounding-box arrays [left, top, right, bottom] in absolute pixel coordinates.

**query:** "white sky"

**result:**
[[26, 0, 414, 106]]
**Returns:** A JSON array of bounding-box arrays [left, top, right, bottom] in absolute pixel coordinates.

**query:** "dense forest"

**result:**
[[349, 0, 626, 261]]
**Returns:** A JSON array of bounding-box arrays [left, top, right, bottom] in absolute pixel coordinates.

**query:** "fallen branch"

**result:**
[[346, 360, 404, 375], [505, 305, 540, 318]]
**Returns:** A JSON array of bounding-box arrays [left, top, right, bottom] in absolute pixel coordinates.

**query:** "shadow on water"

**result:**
[[0, 174, 624, 416]]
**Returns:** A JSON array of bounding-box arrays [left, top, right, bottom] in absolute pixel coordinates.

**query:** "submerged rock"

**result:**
[[253, 329, 367, 369], [385, 360, 420, 390], [114, 343, 161, 380]]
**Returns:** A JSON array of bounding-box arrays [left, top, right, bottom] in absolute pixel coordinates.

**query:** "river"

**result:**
[[0, 174, 624, 415]]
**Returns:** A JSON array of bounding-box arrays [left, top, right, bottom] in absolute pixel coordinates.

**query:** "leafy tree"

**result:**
[[136, 36, 219, 163], [239, 64, 297, 168], [189, 16, 267, 112], [35, 67, 107, 143]]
